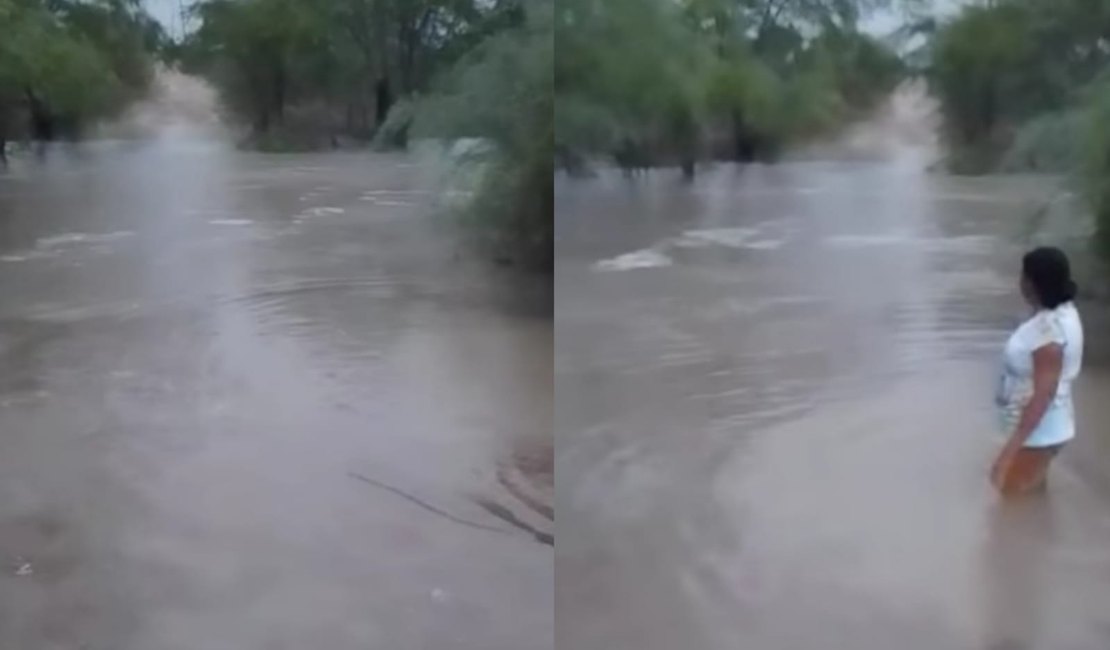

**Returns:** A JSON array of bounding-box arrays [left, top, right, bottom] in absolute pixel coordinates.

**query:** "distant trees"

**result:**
[[414, 2, 551, 270], [178, 0, 550, 269], [927, 0, 1110, 256], [0, 0, 163, 155], [178, 0, 520, 148], [555, 0, 902, 175], [179, 0, 900, 166]]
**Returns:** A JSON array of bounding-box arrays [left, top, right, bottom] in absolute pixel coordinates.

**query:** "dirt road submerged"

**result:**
[[0, 128, 552, 648], [556, 101, 1110, 647]]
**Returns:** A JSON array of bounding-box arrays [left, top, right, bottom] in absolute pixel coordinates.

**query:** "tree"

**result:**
[[416, 1, 552, 270], [1080, 80, 1110, 261], [0, 0, 159, 152], [182, 0, 508, 146], [928, 0, 1110, 172], [556, 0, 711, 169], [931, 4, 1034, 147], [925, 0, 1110, 262], [553, 0, 899, 171]]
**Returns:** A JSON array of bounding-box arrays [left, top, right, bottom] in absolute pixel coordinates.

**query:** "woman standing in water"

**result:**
[[992, 247, 1084, 496]]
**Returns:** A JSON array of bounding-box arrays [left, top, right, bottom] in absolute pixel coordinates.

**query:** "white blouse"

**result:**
[[995, 302, 1083, 447]]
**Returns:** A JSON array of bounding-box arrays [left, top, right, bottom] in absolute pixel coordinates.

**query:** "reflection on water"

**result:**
[[556, 160, 1110, 649], [0, 139, 552, 649]]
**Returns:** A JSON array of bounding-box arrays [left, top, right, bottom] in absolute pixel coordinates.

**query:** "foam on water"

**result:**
[[674, 228, 763, 249], [0, 251, 54, 263], [594, 249, 674, 271], [298, 207, 346, 218], [37, 231, 135, 248]]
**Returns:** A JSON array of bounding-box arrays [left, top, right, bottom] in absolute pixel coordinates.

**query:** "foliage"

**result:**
[[555, 0, 708, 162], [1081, 82, 1110, 260], [183, 0, 326, 134], [416, 2, 552, 270], [926, 0, 1110, 263], [182, 0, 514, 144], [179, 0, 550, 267], [0, 0, 159, 145], [555, 0, 901, 170], [929, 3, 1035, 160], [928, 0, 1110, 172], [372, 96, 416, 150], [999, 110, 1084, 173]]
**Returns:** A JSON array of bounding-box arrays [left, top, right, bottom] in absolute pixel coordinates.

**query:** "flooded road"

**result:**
[[0, 136, 552, 649], [555, 151, 1110, 649]]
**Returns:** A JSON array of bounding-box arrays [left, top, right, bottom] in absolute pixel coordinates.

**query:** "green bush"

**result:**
[[999, 111, 1084, 173], [416, 3, 552, 271], [0, 0, 159, 142], [1081, 82, 1110, 260]]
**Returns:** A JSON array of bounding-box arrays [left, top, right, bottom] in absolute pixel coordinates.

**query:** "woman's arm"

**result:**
[[991, 343, 1064, 487], [1010, 344, 1064, 446]]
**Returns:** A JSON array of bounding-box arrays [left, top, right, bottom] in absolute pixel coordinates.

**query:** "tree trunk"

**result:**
[[26, 90, 55, 142], [375, 77, 393, 126], [272, 63, 286, 126], [732, 112, 756, 162], [254, 105, 270, 136], [680, 158, 695, 182]]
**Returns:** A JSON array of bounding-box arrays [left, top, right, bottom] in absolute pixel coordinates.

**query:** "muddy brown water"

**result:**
[[556, 155, 1110, 649], [0, 136, 552, 649]]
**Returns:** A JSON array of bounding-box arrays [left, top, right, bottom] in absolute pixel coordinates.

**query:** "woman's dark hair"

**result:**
[[1022, 246, 1077, 308]]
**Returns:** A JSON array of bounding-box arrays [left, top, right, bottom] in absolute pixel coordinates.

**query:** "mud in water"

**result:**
[[0, 128, 552, 648], [501, 438, 555, 521], [556, 122, 1110, 649]]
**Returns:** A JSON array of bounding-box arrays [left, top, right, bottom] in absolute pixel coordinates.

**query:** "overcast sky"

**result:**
[[144, 0, 187, 37], [862, 0, 967, 35]]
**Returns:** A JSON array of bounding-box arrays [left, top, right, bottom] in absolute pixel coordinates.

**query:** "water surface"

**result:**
[[556, 156, 1110, 649], [0, 136, 552, 650]]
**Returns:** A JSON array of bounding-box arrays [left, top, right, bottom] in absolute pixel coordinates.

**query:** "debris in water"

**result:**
[[473, 498, 554, 546], [13, 559, 32, 577], [347, 472, 511, 536]]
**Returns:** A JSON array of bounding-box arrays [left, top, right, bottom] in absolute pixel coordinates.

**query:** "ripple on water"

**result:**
[[823, 233, 995, 252], [359, 190, 425, 206], [0, 231, 136, 263], [19, 301, 144, 324], [226, 276, 401, 338], [297, 207, 346, 219], [36, 231, 135, 248], [592, 224, 793, 272], [221, 277, 398, 307]]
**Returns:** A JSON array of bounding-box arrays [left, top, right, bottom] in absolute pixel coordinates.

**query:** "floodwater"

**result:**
[[0, 134, 552, 648], [555, 146, 1110, 647]]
